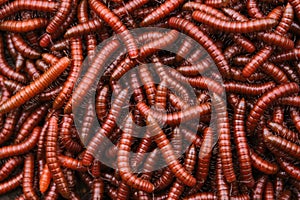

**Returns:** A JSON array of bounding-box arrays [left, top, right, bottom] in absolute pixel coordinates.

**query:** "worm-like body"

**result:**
[[0, 57, 70, 114]]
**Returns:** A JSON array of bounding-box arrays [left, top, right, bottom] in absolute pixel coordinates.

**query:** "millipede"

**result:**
[[0, 0, 300, 199]]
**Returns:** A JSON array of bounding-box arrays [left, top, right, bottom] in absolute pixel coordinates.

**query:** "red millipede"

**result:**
[[91, 160, 101, 178], [139, 30, 179, 59], [214, 94, 236, 183], [268, 121, 299, 143], [137, 101, 211, 126], [25, 59, 41, 80], [194, 127, 213, 191], [116, 181, 130, 200], [138, 64, 156, 106], [275, 176, 284, 198], [0, 126, 40, 159], [269, 48, 300, 62], [233, 98, 255, 188], [5, 33, 17, 59], [82, 89, 128, 166], [272, 106, 284, 124], [232, 34, 256, 53], [0, 57, 70, 114], [168, 17, 230, 78], [216, 156, 230, 199], [64, 18, 103, 38], [155, 81, 168, 110], [0, 0, 58, 20], [252, 175, 267, 199], [140, 0, 185, 26], [44, 182, 59, 200], [95, 85, 110, 122], [264, 182, 275, 200], [0, 171, 23, 195], [280, 63, 300, 83], [278, 96, 300, 107], [278, 4, 294, 33], [0, 18, 48, 32], [177, 57, 212, 76], [39, 86, 62, 101], [167, 144, 196, 200], [117, 115, 155, 192], [261, 62, 289, 84], [175, 37, 193, 63], [223, 44, 243, 60], [80, 99, 95, 144], [153, 167, 174, 192], [277, 157, 300, 181], [23, 153, 39, 200], [192, 11, 278, 33], [64, 40, 119, 113], [58, 155, 86, 171], [263, 127, 300, 159], [35, 59, 49, 72], [258, 32, 294, 50], [46, 113, 71, 199], [290, 108, 300, 132], [0, 108, 19, 145], [0, 34, 27, 83], [246, 82, 299, 133], [39, 164, 51, 193], [41, 53, 60, 67], [15, 53, 26, 73], [89, 0, 138, 59], [246, 0, 264, 18], [15, 104, 49, 143], [59, 114, 83, 153], [0, 156, 23, 182], [50, 38, 70, 52], [45, 0, 72, 35], [242, 46, 273, 78], [85, 34, 97, 64], [53, 38, 83, 110], [205, 0, 230, 8], [182, 2, 228, 19], [249, 149, 279, 174], [183, 192, 217, 200], [224, 81, 275, 96], [11, 33, 40, 59], [222, 7, 249, 21], [92, 178, 104, 199], [230, 67, 266, 82], [77, 0, 88, 23], [288, 0, 300, 21], [113, 0, 149, 17]]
